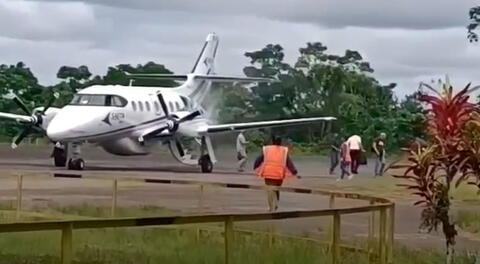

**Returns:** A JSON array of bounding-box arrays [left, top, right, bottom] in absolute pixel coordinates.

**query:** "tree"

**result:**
[[392, 79, 480, 264], [102, 62, 176, 87], [0, 62, 48, 138], [226, 42, 422, 149], [467, 6, 480, 42]]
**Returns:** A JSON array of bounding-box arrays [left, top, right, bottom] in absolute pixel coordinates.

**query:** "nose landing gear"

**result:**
[[51, 143, 67, 167], [53, 142, 85, 170]]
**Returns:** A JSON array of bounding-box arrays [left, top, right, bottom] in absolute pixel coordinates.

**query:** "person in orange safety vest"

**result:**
[[254, 136, 298, 212]]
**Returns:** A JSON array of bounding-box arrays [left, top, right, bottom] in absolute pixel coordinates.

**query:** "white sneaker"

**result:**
[[348, 174, 354, 180], [336, 178, 341, 182]]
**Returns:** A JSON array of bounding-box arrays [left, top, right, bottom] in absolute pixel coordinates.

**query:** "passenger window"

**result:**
[[131, 101, 137, 111], [138, 101, 144, 112], [154, 102, 160, 112], [169, 102, 174, 112], [145, 102, 151, 112], [175, 102, 181, 111]]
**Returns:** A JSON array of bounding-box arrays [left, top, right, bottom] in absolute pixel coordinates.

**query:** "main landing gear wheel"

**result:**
[[199, 155, 213, 173], [68, 158, 85, 171], [52, 147, 67, 167]]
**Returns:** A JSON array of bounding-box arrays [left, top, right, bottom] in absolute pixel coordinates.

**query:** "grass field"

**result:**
[[0, 205, 476, 264]]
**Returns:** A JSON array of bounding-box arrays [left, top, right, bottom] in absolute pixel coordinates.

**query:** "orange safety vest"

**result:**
[[256, 145, 293, 180]]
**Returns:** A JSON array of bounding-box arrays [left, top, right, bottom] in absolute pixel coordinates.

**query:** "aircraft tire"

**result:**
[[68, 158, 85, 170], [53, 147, 67, 167], [199, 155, 213, 173]]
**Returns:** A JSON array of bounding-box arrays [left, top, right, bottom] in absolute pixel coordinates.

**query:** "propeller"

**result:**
[[7, 91, 59, 148], [138, 93, 202, 143], [157, 93, 201, 132]]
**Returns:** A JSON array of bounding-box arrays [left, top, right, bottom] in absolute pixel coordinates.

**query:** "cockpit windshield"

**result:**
[[69, 94, 127, 107]]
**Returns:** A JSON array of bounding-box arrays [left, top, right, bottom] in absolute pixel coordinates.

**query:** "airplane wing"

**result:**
[[197, 117, 335, 134], [0, 112, 33, 123]]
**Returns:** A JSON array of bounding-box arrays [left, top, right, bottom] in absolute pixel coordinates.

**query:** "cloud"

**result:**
[[32, 0, 476, 30], [0, 0, 95, 41]]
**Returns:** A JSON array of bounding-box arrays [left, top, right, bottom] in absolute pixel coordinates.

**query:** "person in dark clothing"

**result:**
[[254, 136, 298, 211], [372, 132, 387, 177], [327, 133, 341, 175]]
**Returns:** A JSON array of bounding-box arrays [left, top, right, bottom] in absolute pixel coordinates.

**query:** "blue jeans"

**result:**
[[375, 153, 385, 176], [340, 161, 350, 179]]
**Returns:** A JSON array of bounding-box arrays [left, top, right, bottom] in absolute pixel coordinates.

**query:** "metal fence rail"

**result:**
[[3, 173, 395, 264]]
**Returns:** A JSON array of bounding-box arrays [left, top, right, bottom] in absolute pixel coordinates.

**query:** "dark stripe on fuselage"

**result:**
[[61, 116, 168, 142]]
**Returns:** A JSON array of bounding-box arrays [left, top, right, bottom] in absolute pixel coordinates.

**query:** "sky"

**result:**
[[1, 0, 480, 98]]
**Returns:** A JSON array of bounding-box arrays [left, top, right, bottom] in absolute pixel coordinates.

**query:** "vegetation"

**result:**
[[392, 79, 480, 264], [217, 43, 425, 151], [456, 210, 480, 234], [468, 6, 480, 42]]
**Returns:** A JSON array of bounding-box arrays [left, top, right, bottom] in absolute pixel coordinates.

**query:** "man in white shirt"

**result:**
[[347, 134, 364, 175], [236, 131, 248, 172]]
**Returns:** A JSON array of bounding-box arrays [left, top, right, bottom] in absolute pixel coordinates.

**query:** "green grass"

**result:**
[[457, 210, 480, 234], [0, 205, 475, 263], [0, 228, 476, 264]]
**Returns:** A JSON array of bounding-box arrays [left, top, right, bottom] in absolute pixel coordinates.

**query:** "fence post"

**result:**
[[224, 216, 234, 264], [111, 179, 117, 217], [329, 193, 335, 209], [387, 204, 395, 264], [368, 200, 376, 261], [16, 175, 23, 219], [330, 211, 340, 264], [198, 184, 204, 212], [379, 207, 387, 264], [61, 223, 73, 264]]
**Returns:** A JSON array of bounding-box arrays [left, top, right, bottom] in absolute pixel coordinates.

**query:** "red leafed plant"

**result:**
[[392, 79, 480, 264]]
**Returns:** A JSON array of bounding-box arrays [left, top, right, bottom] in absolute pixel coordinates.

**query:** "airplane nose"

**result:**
[[47, 106, 105, 141], [46, 122, 67, 142]]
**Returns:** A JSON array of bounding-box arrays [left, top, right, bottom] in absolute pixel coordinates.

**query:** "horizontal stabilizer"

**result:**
[[125, 73, 275, 83], [197, 117, 336, 134], [125, 72, 188, 81], [193, 75, 275, 83]]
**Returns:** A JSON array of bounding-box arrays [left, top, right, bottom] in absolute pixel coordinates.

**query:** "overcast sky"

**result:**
[[1, 0, 480, 97]]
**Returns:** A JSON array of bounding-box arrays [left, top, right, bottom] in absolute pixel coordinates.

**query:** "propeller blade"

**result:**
[[11, 95, 31, 115], [141, 125, 170, 141], [11, 126, 32, 149], [178, 110, 201, 123], [42, 91, 59, 114], [157, 93, 169, 116], [175, 139, 185, 157]]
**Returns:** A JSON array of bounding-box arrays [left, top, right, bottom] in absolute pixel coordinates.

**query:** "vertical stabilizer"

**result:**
[[191, 33, 219, 75]]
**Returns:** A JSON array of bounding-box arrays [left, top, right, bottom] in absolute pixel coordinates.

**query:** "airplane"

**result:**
[[0, 33, 335, 172]]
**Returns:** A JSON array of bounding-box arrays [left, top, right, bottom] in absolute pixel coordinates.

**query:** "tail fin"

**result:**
[[191, 33, 219, 75]]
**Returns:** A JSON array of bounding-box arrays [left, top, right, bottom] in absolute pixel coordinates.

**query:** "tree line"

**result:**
[[0, 43, 426, 151]]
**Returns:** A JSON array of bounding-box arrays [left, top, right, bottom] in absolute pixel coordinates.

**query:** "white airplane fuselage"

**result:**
[[46, 83, 207, 156]]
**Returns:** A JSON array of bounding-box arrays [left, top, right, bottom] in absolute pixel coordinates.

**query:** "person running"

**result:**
[[338, 138, 352, 181], [347, 134, 364, 175], [236, 131, 248, 172], [328, 133, 341, 175], [254, 136, 298, 212], [372, 132, 387, 177]]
